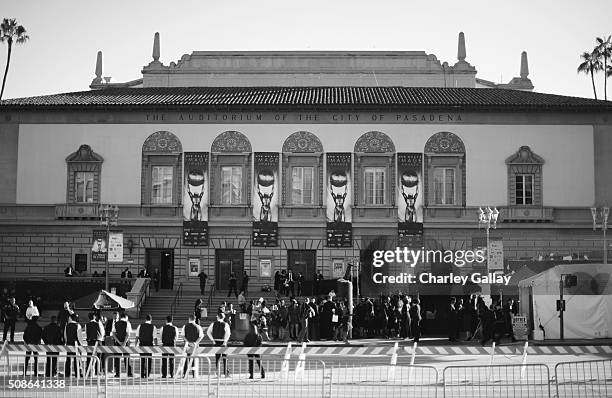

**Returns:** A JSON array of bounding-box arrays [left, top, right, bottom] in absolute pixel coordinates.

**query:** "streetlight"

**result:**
[[99, 204, 119, 291], [590, 206, 609, 264], [478, 206, 500, 297]]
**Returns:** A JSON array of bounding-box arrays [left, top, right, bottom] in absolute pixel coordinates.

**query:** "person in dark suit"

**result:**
[[161, 315, 178, 378], [448, 297, 459, 342], [42, 316, 63, 377], [2, 297, 19, 342], [112, 313, 133, 377], [198, 271, 208, 295], [227, 273, 238, 298], [409, 299, 422, 342], [136, 314, 155, 378], [64, 314, 83, 377], [24, 318, 42, 376], [85, 312, 104, 375], [153, 268, 161, 292], [243, 323, 265, 379]]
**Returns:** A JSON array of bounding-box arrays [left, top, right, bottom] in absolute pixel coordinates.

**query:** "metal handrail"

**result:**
[[170, 282, 183, 317], [206, 283, 216, 310]]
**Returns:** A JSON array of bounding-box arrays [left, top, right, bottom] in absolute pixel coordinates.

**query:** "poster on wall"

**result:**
[[333, 259, 345, 278], [91, 230, 108, 262], [252, 152, 279, 247], [189, 258, 200, 277], [259, 259, 272, 278], [472, 236, 504, 271], [397, 153, 424, 248], [108, 232, 124, 263], [326, 153, 352, 247], [183, 152, 209, 246]]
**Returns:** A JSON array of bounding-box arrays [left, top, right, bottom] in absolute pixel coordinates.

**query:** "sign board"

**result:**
[[332, 259, 345, 278], [189, 258, 200, 277], [91, 230, 107, 262], [259, 259, 272, 278], [512, 315, 528, 340], [488, 238, 504, 271], [108, 232, 123, 263]]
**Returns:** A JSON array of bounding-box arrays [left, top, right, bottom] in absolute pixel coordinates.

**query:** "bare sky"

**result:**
[[2, 0, 611, 100]]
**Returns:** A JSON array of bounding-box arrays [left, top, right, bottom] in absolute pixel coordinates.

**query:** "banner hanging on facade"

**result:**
[[252, 152, 279, 247], [183, 152, 209, 246], [91, 230, 108, 262], [397, 153, 424, 248], [326, 153, 352, 247], [108, 232, 124, 263]]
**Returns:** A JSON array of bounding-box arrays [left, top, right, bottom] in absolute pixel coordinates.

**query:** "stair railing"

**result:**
[[170, 282, 183, 318]]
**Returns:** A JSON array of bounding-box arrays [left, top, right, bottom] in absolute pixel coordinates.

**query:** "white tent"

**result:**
[[518, 263, 612, 339], [93, 290, 135, 310]]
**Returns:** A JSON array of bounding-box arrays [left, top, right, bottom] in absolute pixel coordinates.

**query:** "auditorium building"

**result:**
[[1, 32, 611, 299]]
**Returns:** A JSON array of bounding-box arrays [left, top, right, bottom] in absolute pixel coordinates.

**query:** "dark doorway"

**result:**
[[146, 249, 174, 289], [288, 250, 316, 294], [215, 249, 244, 290]]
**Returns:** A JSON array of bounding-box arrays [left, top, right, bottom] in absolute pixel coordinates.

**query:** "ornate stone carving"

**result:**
[[66, 144, 103, 162], [282, 131, 323, 153], [142, 131, 182, 153], [211, 131, 252, 152], [424, 131, 465, 153], [354, 131, 395, 153], [505, 146, 545, 165]]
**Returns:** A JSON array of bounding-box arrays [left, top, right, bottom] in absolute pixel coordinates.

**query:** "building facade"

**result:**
[[1, 33, 611, 298]]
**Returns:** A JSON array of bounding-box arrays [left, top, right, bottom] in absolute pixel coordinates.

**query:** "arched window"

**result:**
[[353, 131, 395, 207], [282, 131, 323, 207], [65, 144, 103, 204], [210, 131, 252, 206], [424, 132, 466, 206], [141, 131, 183, 208]]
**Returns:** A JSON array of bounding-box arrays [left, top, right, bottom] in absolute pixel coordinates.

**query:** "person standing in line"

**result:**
[[287, 269, 295, 297], [243, 323, 265, 379], [409, 299, 422, 342], [227, 272, 238, 298], [57, 301, 73, 335], [23, 317, 42, 376], [206, 312, 231, 377], [241, 272, 249, 297], [112, 313, 133, 377], [85, 313, 104, 375], [25, 299, 39, 321], [2, 297, 19, 342], [64, 314, 83, 377], [194, 298, 205, 325], [198, 271, 208, 295], [135, 314, 155, 378], [297, 298, 313, 343], [161, 315, 178, 378], [183, 314, 203, 378], [42, 316, 62, 377], [296, 272, 304, 297]]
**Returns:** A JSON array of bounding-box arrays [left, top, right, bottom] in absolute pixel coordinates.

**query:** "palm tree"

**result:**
[[0, 18, 29, 100], [577, 51, 602, 100], [594, 35, 612, 100]]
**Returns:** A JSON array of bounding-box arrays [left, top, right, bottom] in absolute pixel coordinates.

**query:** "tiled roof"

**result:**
[[1, 86, 611, 111]]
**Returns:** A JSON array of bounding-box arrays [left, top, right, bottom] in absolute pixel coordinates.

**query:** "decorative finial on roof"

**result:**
[[91, 51, 102, 85], [520, 51, 529, 79], [153, 32, 160, 62], [457, 32, 466, 62]]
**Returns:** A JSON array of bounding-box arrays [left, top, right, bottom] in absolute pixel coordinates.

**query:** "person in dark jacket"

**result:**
[[42, 316, 63, 377], [136, 314, 155, 378], [183, 314, 203, 377], [243, 323, 265, 379], [64, 314, 83, 377], [448, 297, 459, 342], [206, 313, 230, 376], [409, 299, 422, 342], [241, 272, 250, 296], [194, 299, 204, 325], [2, 297, 19, 342], [112, 312, 133, 377], [85, 312, 104, 376], [227, 273, 238, 298], [23, 318, 42, 376], [161, 315, 178, 378]]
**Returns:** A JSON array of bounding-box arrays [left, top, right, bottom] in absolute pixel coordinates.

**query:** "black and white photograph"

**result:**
[[0, 0, 612, 396]]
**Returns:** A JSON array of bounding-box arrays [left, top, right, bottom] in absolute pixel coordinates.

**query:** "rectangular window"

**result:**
[[433, 167, 455, 205], [291, 166, 313, 204], [515, 175, 534, 205], [151, 166, 173, 204], [75, 172, 95, 203], [221, 166, 243, 204], [364, 167, 385, 205]]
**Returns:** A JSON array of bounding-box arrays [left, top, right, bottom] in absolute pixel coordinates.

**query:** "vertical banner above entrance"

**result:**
[[397, 153, 424, 248], [183, 152, 209, 246], [253, 152, 279, 246], [91, 230, 108, 262], [326, 153, 352, 247]]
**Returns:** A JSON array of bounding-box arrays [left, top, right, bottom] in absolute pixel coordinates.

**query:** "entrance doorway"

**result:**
[[215, 249, 244, 290], [146, 249, 174, 289], [288, 250, 316, 295]]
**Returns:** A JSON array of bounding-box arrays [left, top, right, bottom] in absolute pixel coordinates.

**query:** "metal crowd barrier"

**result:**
[[327, 361, 439, 398], [0, 352, 101, 397], [443, 363, 550, 398], [555, 359, 612, 398]]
